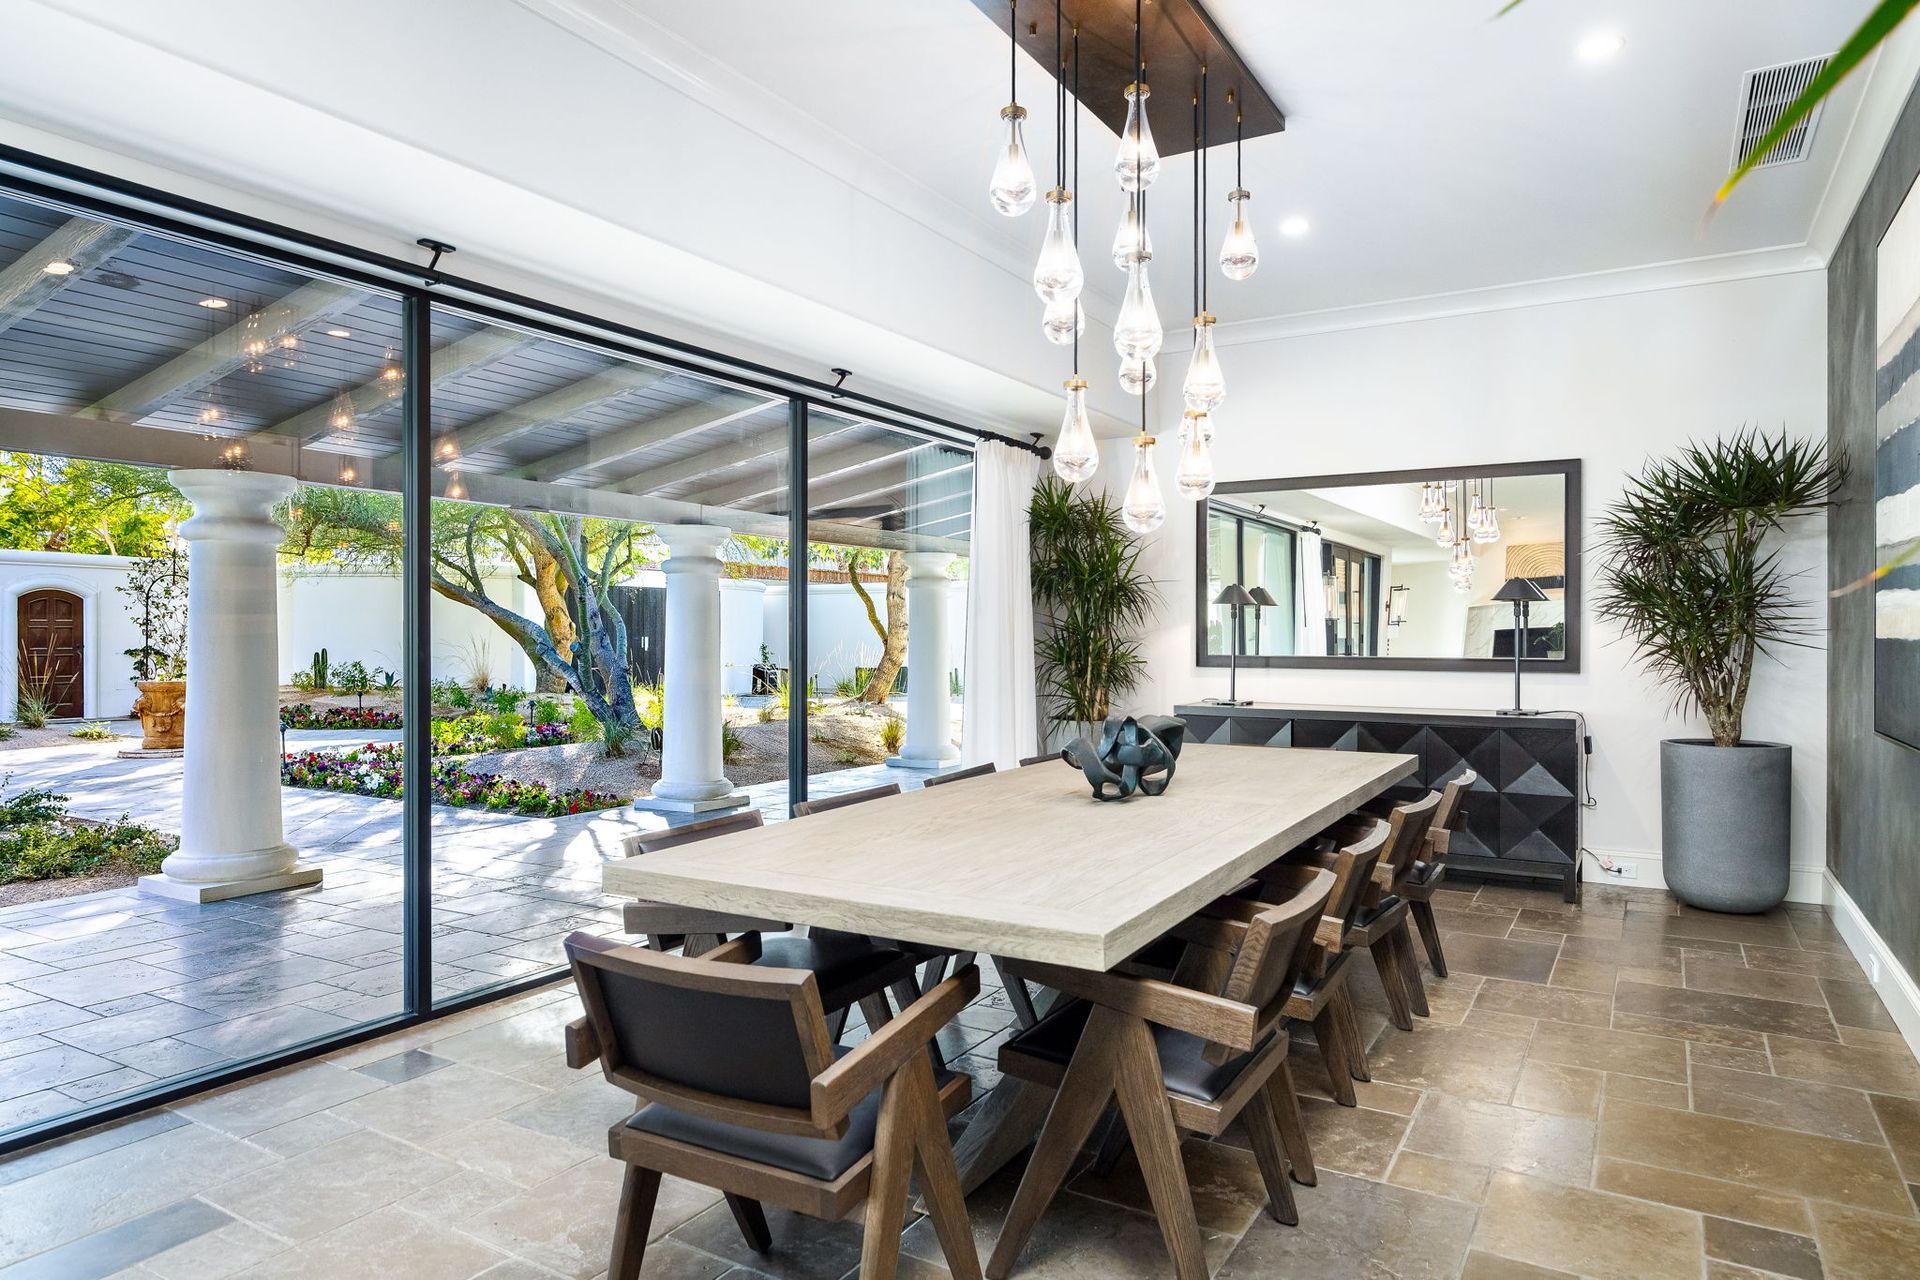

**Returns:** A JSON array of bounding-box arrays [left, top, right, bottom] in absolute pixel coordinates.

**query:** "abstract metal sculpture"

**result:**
[[1063, 714, 1187, 801]]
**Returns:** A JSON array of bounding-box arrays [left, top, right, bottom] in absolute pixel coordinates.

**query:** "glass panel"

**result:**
[[0, 189, 408, 1140], [1243, 521, 1295, 657], [421, 308, 791, 1005], [1200, 469, 1573, 663], [803, 409, 971, 797]]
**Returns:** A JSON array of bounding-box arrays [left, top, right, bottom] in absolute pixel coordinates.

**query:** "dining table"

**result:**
[[600, 742, 1417, 1191]]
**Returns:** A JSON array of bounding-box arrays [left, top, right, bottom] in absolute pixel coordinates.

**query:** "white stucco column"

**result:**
[[141, 469, 321, 903], [888, 552, 961, 769], [635, 524, 747, 815]]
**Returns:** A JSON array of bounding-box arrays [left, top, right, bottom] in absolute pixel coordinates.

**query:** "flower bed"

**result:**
[[280, 743, 623, 816], [430, 711, 573, 756], [280, 704, 403, 731]]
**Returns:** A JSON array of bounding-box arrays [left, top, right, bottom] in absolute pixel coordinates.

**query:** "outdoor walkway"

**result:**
[[0, 737, 947, 1136]]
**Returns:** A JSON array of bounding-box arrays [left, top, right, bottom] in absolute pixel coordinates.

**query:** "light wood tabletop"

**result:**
[[602, 744, 1417, 971]]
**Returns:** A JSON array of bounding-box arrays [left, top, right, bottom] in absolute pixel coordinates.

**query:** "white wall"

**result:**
[[0, 549, 145, 719], [763, 581, 970, 693], [276, 567, 539, 690], [1108, 270, 1830, 896]]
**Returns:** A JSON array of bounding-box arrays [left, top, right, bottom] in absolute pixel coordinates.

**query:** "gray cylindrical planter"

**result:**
[[1660, 739, 1791, 913]]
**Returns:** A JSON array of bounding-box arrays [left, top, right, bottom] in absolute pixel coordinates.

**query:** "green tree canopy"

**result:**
[[0, 454, 188, 556]]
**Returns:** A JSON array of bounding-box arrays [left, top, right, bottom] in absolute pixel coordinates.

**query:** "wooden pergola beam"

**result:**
[[0, 218, 139, 338], [256, 327, 535, 443], [518, 392, 776, 483]]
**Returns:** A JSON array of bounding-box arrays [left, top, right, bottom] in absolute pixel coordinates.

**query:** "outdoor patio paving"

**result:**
[[0, 735, 949, 1135]]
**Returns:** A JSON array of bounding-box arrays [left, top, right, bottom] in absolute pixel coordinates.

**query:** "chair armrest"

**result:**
[[810, 964, 980, 1124], [621, 901, 791, 937], [1003, 959, 1260, 1052], [564, 1017, 602, 1069]]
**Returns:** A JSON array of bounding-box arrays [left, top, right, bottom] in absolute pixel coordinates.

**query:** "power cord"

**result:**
[[1532, 709, 1621, 877]]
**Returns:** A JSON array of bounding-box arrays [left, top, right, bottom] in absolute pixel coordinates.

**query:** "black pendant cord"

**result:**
[[1202, 68, 1210, 314], [1054, 0, 1064, 190], [1009, 0, 1018, 106], [1072, 23, 1080, 375], [1191, 92, 1200, 320]]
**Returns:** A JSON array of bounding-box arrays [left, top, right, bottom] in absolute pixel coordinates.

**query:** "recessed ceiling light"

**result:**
[[1576, 31, 1626, 62], [324, 328, 352, 338], [1279, 216, 1311, 238], [197, 297, 229, 309], [41, 259, 75, 276]]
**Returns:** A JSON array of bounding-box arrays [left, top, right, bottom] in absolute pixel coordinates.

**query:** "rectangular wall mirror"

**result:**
[[1196, 459, 1581, 672]]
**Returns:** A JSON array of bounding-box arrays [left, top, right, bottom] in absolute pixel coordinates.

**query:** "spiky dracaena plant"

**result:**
[[1596, 431, 1843, 748], [1029, 476, 1157, 726]]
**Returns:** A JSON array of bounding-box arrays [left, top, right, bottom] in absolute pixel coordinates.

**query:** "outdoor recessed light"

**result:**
[[1576, 31, 1626, 62], [197, 296, 229, 309], [1279, 216, 1310, 238], [324, 328, 351, 338], [41, 259, 75, 276]]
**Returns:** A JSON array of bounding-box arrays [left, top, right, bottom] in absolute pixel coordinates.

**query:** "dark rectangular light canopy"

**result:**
[[971, 0, 1285, 156]]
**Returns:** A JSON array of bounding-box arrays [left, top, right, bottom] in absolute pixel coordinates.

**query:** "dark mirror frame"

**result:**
[[1194, 458, 1582, 673]]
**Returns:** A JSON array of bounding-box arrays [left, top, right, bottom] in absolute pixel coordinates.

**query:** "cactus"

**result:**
[[309, 648, 330, 692]]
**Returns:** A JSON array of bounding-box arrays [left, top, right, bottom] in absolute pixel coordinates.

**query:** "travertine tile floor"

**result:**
[[2, 881, 1919, 1278]]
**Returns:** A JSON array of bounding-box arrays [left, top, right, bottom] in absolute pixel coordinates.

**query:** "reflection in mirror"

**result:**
[[1199, 462, 1578, 668]]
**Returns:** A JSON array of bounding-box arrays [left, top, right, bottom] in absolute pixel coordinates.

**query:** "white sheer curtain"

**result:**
[[1295, 528, 1327, 657], [962, 441, 1039, 767]]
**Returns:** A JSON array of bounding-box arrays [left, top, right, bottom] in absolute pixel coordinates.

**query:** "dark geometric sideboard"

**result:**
[[1173, 703, 1586, 901]]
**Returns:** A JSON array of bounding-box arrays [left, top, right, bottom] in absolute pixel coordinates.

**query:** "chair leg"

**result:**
[[1410, 898, 1448, 978], [905, 1052, 985, 1280], [725, 1193, 772, 1253], [1309, 1004, 1356, 1107], [1369, 935, 1415, 1032], [1331, 988, 1372, 1081], [608, 1165, 661, 1280], [862, 1054, 919, 1280], [1393, 925, 1430, 1018], [986, 1008, 1125, 1280], [1240, 1085, 1301, 1226], [829, 1005, 852, 1042], [1267, 1059, 1316, 1187], [859, 991, 896, 1031], [1110, 1014, 1208, 1280]]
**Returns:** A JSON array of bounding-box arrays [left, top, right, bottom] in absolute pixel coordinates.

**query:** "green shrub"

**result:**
[[602, 716, 636, 759], [879, 718, 905, 755], [0, 723, 15, 742], [332, 660, 373, 707], [722, 721, 746, 763], [0, 778, 67, 826], [0, 777, 176, 885], [486, 686, 522, 715], [69, 722, 115, 741], [568, 700, 603, 744], [531, 696, 564, 725], [15, 691, 50, 730], [834, 674, 860, 699]]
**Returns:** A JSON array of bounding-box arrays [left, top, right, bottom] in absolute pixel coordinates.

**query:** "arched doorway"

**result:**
[[17, 588, 85, 719]]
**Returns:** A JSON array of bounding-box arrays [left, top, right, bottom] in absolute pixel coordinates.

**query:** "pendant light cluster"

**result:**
[[986, 0, 1262, 534], [1418, 478, 1502, 592]]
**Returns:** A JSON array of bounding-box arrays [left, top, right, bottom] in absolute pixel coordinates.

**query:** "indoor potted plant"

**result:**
[[1596, 430, 1843, 912], [119, 541, 189, 750]]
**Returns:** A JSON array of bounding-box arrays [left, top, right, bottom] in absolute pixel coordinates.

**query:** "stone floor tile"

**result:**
[[0, 1043, 122, 1100], [1512, 907, 1623, 940], [1808, 1199, 1920, 1278], [1429, 907, 1519, 939], [1612, 1008, 1771, 1052], [56, 1064, 156, 1103], [1702, 1216, 1823, 1280], [1284, 1096, 1411, 1179], [1402, 1093, 1595, 1185], [1871, 1093, 1920, 1181], [0, 1196, 231, 1280], [1683, 956, 1827, 1006], [1690, 1062, 1884, 1143], [1435, 934, 1560, 985], [1593, 1157, 1812, 1235], [468, 1161, 718, 1280], [1472, 1170, 1703, 1280], [242, 1108, 362, 1158], [1364, 1021, 1531, 1103], [1511, 1060, 1600, 1119], [41, 999, 222, 1055], [1214, 1170, 1475, 1280], [171, 1004, 358, 1056], [225, 1204, 507, 1280], [1458, 1250, 1579, 1279], [352, 1047, 453, 1084], [1617, 980, 1840, 1042], [1742, 946, 1870, 982], [173, 1060, 384, 1138], [1460, 1008, 1537, 1040], [0, 999, 96, 1042], [1386, 1149, 1491, 1204], [1603, 1071, 1689, 1108], [1068, 1135, 1271, 1236], [201, 1128, 460, 1241], [1528, 1019, 1688, 1082], [1822, 979, 1903, 1033], [1690, 1041, 1772, 1073], [0, 1110, 187, 1188], [100, 1036, 229, 1078], [1545, 955, 1617, 994], [1769, 1034, 1920, 1099], [140, 1217, 290, 1280], [1598, 1098, 1913, 1218], [325, 1061, 547, 1143], [412, 1115, 596, 1187], [1473, 978, 1612, 1029]]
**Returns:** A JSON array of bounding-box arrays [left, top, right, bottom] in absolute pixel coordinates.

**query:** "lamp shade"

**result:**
[[1214, 583, 1255, 607], [1247, 586, 1279, 608], [1492, 577, 1550, 603]]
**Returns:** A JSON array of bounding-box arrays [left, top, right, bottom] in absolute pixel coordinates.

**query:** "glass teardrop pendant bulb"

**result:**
[[1115, 84, 1160, 192], [1182, 315, 1225, 412], [1419, 483, 1441, 523], [1110, 198, 1153, 271], [327, 391, 356, 435], [1119, 353, 1157, 396], [1053, 377, 1098, 483], [988, 104, 1038, 217], [1041, 294, 1084, 345], [1175, 411, 1216, 499], [1436, 504, 1455, 547], [1113, 253, 1162, 362], [1032, 189, 1083, 303], [1121, 434, 1166, 534], [1476, 507, 1501, 544], [1219, 188, 1259, 281]]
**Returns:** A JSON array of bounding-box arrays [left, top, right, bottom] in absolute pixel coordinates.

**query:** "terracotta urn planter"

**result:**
[[133, 680, 186, 750]]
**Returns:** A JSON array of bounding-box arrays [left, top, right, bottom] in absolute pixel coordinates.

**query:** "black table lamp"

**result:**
[[1213, 583, 1255, 707], [1247, 585, 1278, 656], [1492, 576, 1550, 716]]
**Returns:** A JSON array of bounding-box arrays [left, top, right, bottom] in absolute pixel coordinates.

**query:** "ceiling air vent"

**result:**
[[1731, 56, 1830, 171]]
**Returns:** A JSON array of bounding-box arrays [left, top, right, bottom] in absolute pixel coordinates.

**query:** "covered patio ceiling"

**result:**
[[0, 198, 971, 552]]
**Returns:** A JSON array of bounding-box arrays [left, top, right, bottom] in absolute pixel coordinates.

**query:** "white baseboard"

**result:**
[[1823, 870, 1920, 1061], [1580, 848, 1826, 904]]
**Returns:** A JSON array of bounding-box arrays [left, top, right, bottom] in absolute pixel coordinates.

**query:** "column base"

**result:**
[[886, 753, 961, 771], [138, 864, 323, 904], [631, 792, 752, 816]]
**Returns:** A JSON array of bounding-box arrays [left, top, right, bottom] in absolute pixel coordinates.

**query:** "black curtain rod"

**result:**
[[0, 144, 1051, 460]]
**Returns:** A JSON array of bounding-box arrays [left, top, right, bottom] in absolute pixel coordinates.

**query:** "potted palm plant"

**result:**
[[1029, 476, 1156, 745], [1596, 431, 1843, 913]]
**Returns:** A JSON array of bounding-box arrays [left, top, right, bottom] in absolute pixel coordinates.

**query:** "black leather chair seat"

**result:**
[[1352, 896, 1403, 931], [626, 1047, 957, 1181], [1000, 998, 1272, 1102], [757, 934, 921, 1011]]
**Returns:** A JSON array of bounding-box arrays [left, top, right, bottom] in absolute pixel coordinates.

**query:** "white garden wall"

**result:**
[[0, 549, 145, 719]]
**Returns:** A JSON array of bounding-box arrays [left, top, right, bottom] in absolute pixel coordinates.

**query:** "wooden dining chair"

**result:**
[[922, 762, 997, 787], [563, 933, 984, 1280], [1402, 769, 1475, 978], [619, 811, 921, 1031], [1321, 791, 1442, 1030], [793, 782, 902, 818], [1017, 753, 1059, 767], [988, 870, 1335, 1280]]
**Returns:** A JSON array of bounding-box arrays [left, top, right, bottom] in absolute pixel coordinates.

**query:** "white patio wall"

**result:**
[[0, 549, 146, 719], [761, 581, 970, 694], [276, 567, 540, 691]]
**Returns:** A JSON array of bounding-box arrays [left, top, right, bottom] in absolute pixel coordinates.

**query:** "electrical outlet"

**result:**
[[1612, 861, 1637, 879]]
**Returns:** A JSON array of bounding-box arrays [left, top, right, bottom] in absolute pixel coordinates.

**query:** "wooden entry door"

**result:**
[[17, 589, 84, 719]]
